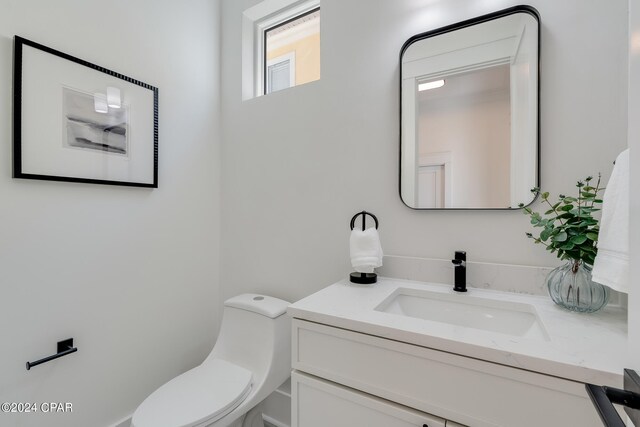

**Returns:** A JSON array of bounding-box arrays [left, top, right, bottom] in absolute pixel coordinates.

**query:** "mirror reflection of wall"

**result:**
[[418, 65, 511, 208], [400, 7, 539, 210]]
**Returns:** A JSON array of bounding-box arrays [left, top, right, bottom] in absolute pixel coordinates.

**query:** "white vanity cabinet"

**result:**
[[293, 371, 447, 427], [291, 319, 604, 427]]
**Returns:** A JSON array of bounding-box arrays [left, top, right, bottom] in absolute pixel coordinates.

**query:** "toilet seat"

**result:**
[[132, 359, 253, 427]]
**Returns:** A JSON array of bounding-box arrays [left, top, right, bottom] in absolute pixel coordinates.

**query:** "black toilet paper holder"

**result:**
[[349, 211, 379, 285], [26, 338, 77, 370]]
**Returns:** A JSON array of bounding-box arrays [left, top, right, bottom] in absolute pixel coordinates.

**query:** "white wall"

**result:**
[[0, 1, 221, 426], [220, 0, 628, 304], [628, 0, 640, 379]]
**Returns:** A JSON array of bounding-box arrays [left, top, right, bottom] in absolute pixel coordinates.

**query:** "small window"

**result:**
[[264, 7, 320, 95]]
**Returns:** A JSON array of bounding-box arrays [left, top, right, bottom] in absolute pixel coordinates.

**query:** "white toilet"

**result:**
[[132, 294, 291, 427]]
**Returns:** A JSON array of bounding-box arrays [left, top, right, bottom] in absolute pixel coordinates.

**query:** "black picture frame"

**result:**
[[13, 36, 159, 188]]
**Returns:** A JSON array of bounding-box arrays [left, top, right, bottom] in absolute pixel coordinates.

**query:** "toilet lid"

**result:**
[[132, 359, 252, 427]]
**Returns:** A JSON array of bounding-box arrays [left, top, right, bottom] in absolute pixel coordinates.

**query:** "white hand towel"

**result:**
[[350, 227, 383, 274], [592, 149, 629, 293]]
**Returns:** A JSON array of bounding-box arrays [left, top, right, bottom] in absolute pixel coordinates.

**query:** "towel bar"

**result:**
[[586, 369, 640, 427]]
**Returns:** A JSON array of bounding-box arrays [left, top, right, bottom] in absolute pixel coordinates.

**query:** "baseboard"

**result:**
[[262, 378, 291, 427], [263, 414, 289, 427], [109, 414, 132, 427]]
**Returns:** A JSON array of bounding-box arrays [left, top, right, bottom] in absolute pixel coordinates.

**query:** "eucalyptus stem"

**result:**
[[544, 198, 565, 225], [519, 174, 602, 266], [578, 182, 582, 217], [591, 173, 602, 208]]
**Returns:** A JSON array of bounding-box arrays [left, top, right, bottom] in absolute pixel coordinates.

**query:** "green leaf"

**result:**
[[559, 242, 575, 251], [570, 235, 588, 245], [531, 219, 544, 227], [564, 223, 582, 229], [553, 232, 568, 243], [586, 232, 599, 241], [565, 249, 581, 259], [560, 205, 574, 211], [540, 228, 552, 242]]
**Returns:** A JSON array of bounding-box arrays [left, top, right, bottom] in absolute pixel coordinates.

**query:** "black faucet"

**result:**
[[451, 251, 467, 292]]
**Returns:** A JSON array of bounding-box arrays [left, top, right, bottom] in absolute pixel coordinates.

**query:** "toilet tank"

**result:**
[[205, 294, 291, 385]]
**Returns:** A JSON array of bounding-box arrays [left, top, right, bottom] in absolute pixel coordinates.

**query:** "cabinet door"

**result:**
[[293, 319, 607, 427], [292, 371, 446, 427]]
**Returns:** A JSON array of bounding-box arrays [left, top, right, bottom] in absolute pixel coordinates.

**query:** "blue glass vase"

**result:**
[[546, 260, 609, 313]]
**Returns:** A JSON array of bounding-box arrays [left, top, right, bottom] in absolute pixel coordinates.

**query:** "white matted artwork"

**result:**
[[13, 36, 158, 188], [62, 87, 130, 156]]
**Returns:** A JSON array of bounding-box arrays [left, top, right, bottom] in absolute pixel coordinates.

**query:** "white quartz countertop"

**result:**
[[287, 277, 627, 386]]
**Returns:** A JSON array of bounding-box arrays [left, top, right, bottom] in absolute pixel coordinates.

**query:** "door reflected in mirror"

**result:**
[[400, 6, 540, 209]]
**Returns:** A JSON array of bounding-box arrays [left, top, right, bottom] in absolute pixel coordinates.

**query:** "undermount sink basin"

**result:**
[[375, 287, 549, 341]]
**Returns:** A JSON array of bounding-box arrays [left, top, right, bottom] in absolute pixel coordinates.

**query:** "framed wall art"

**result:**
[[13, 36, 158, 188]]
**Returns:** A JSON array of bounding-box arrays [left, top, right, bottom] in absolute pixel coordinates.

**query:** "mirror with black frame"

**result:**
[[400, 6, 540, 210]]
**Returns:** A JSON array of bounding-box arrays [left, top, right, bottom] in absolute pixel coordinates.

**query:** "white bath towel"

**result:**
[[350, 227, 383, 273], [592, 149, 629, 293]]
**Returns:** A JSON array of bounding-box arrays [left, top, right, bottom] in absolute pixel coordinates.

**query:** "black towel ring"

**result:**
[[350, 211, 379, 231], [349, 210, 380, 285]]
